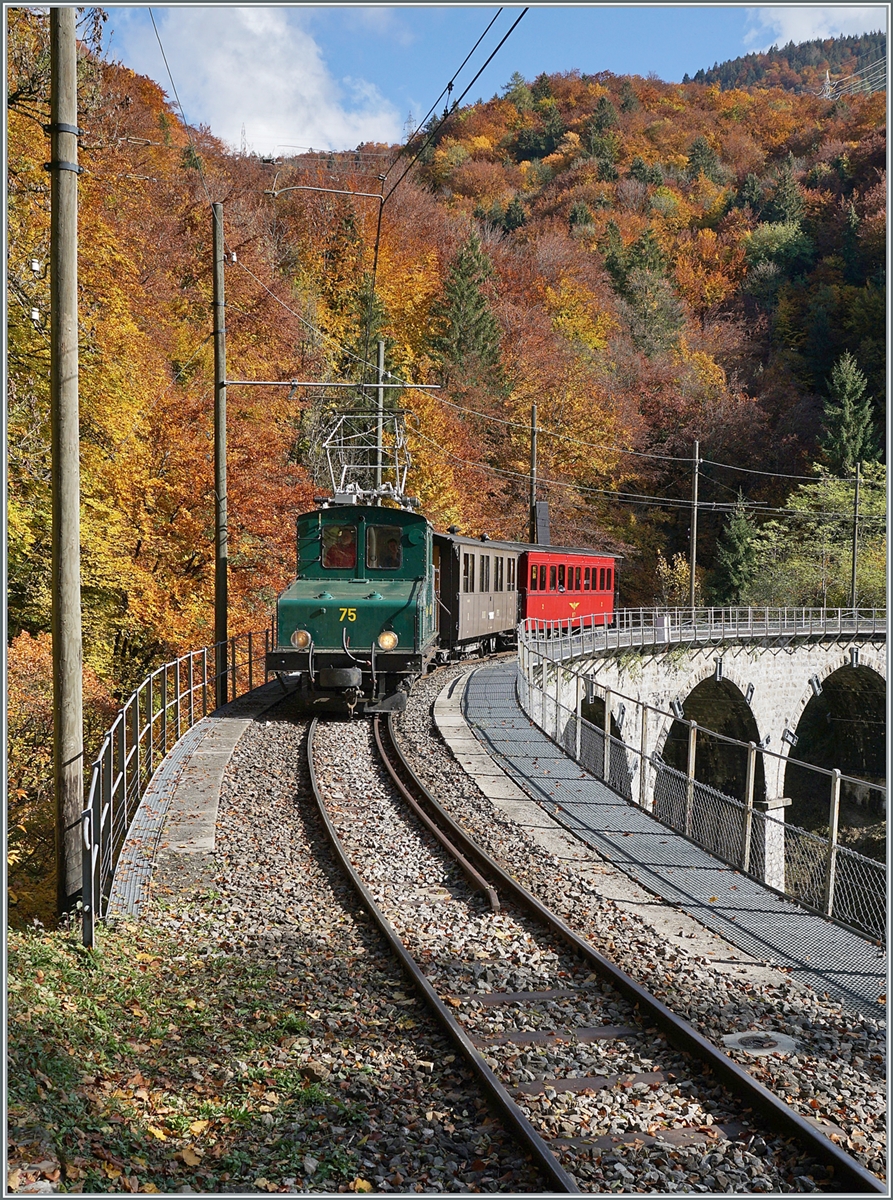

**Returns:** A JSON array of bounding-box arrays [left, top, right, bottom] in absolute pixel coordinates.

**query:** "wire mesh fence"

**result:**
[[81, 626, 273, 947], [518, 632, 886, 944]]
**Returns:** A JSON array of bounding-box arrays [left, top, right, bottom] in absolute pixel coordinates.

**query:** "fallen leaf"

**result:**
[[189, 1120, 209, 1135], [708, 897, 718, 903], [103, 1164, 123, 1179], [353, 1180, 374, 1193], [146, 1126, 167, 1141], [179, 1148, 202, 1167], [141, 1184, 161, 1194]]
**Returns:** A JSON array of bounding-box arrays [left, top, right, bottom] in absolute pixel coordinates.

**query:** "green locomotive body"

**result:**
[[266, 503, 437, 713]]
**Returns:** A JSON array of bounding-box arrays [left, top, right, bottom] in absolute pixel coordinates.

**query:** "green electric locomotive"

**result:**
[[266, 500, 437, 714]]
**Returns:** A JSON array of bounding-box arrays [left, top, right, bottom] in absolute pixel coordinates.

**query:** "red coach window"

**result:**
[[607, 567, 613, 591], [549, 565, 557, 590], [530, 565, 538, 590], [584, 567, 591, 590], [599, 567, 605, 591], [574, 566, 581, 591], [557, 564, 566, 591]]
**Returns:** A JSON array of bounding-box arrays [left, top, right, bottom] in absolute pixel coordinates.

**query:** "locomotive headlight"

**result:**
[[290, 628, 312, 649], [377, 630, 399, 651]]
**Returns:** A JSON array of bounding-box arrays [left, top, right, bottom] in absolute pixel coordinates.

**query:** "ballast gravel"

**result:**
[[148, 691, 546, 1194], [395, 662, 887, 1186]]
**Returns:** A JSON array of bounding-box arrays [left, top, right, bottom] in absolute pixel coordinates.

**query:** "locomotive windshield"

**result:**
[[321, 525, 357, 569], [367, 524, 403, 570]]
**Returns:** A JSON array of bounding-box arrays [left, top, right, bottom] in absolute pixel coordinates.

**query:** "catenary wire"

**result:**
[[383, 8, 529, 203], [410, 428, 886, 521], [382, 7, 506, 184]]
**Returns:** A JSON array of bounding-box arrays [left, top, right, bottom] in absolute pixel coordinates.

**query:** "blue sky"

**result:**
[[105, 5, 887, 155]]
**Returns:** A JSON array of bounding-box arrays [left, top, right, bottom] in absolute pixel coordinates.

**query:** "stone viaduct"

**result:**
[[527, 611, 887, 818]]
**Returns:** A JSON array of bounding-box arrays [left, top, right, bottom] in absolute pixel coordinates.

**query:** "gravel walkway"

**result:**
[[396, 663, 886, 1186]]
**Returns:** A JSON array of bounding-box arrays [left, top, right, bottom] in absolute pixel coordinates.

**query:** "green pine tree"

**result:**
[[589, 95, 618, 133], [686, 135, 723, 183], [619, 78, 640, 112], [502, 71, 533, 111], [429, 232, 503, 388], [710, 498, 760, 604], [568, 199, 593, 229], [763, 158, 804, 224], [735, 172, 764, 213], [820, 352, 877, 475], [503, 194, 527, 231]]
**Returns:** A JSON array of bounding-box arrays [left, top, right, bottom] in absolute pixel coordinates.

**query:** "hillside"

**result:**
[[6, 11, 886, 921], [683, 31, 886, 93]]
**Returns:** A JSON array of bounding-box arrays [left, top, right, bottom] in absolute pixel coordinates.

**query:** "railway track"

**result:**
[[307, 711, 885, 1194]]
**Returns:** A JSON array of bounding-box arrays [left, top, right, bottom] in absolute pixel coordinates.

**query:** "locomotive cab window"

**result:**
[[367, 524, 402, 570], [322, 525, 357, 569]]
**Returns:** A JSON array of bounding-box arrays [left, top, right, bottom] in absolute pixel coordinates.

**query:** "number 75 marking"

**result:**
[[339, 607, 357, 622]]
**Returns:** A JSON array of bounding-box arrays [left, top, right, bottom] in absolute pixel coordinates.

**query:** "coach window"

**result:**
[[507, 558, 516, 590], [322, 525, 357, 569], [597, 567, 604, 591], [462, 553, 475, 593], [574, 566, 581, 591], [557, 564, 566, 592], [584, 567, 591, 591], [367, 524, 403, 570], [549, 565, 557, 590], [607, 567, 613, 592], [480, 555, 491, 592], [529, 566, 537, 590], [494, 556, 504, 591]]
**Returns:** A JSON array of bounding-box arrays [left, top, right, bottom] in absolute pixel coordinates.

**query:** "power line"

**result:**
[[382, 7, 506, 184], [384, 8, 529, 204]]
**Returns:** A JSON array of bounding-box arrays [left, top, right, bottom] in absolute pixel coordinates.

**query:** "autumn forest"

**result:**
[[7, 11, 887, 916]]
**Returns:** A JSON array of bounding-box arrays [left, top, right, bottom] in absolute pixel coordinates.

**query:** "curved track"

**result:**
[[307, 712, 884, 1194]]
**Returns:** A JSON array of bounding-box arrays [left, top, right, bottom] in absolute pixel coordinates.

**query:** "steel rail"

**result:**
[[305, 717, 579, 1194], [383, 713, 886, 1194], [372, 717, 499, 912]]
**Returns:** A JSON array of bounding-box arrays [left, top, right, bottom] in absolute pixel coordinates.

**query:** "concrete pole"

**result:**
[[529, 403, 537, 544], [602, 686, 613, 781], [688, 439, 699, 609], [375, 338, 384, 498], [212, 203, 228, 707], [50, 7, 84, 916], [823, 769, 841, 916], [742, 741, 756, 872]]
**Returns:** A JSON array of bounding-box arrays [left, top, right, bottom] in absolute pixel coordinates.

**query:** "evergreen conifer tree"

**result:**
[[429, 232, 502, 388], [711, 497, 760, 604], [820, 352, 877, 475], [764, 158, 804, 224], [619, 78, 640, 112], [686, 135, 723, 183], [503, 194, 527, 231]]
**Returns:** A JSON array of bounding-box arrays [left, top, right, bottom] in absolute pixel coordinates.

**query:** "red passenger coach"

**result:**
[[520, 548, 619, 626]]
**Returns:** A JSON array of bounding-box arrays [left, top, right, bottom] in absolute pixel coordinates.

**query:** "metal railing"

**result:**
[[522, 606, 887, 659], [518, 620, 886, 943], [81, 625, 273, 946]]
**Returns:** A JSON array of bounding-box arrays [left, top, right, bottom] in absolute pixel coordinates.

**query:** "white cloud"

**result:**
[[112, 7, 402, 154], [745, 7, 887, 51]]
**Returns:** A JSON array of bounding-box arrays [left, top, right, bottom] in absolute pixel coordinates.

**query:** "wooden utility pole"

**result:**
[[50, 6, 84, 915], [689, 439, 699, 608], [529, 403, 537, 544], [850, 461, 860, 609], [212, 203, 228, 707]]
